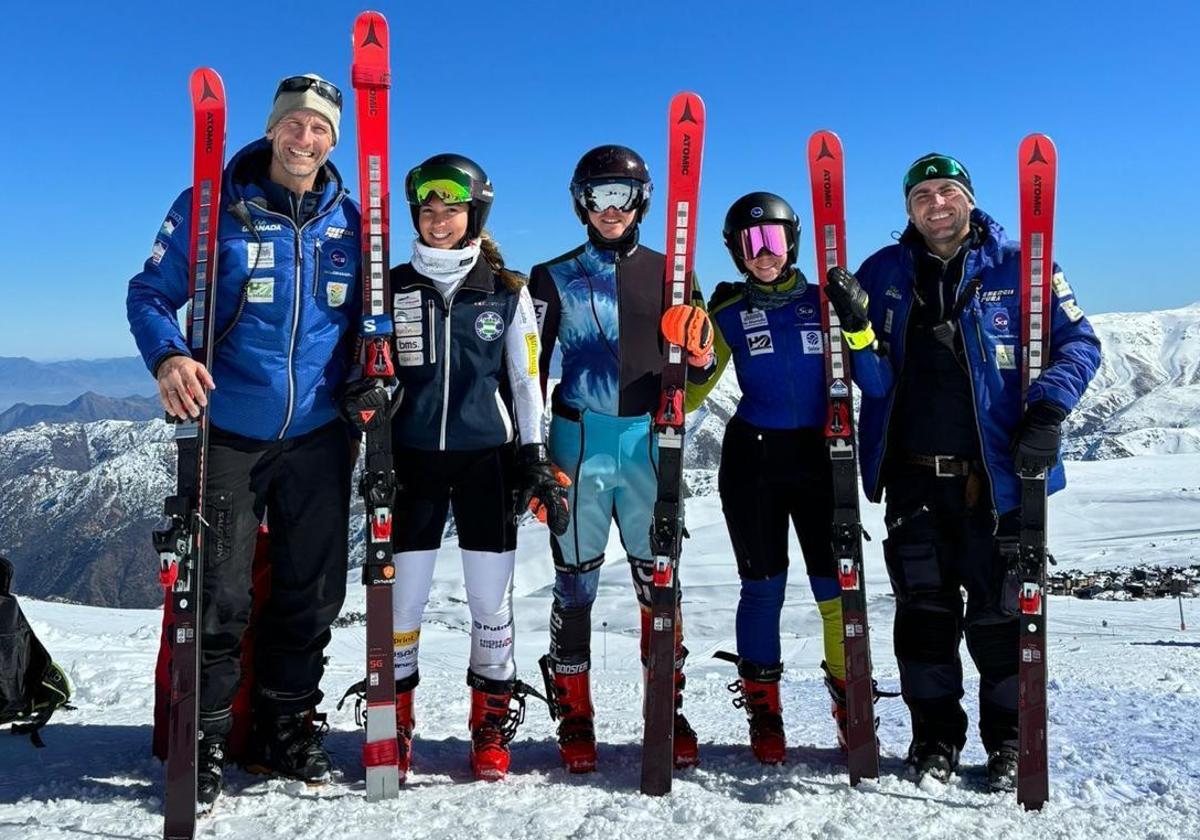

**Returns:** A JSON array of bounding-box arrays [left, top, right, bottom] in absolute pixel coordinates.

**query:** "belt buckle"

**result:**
[[934, 455, 956, 478]]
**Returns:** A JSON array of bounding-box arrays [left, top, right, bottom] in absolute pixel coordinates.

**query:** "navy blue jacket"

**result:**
[[389, 259, 521, 451], [851, 209, 1101, 514], [686, 275, 828, 430], [127, 139, 361, 440]]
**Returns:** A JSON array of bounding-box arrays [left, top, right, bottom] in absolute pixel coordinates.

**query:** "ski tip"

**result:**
[[807, 130, 843, 161], [670, 91, 705, 122], [354, 10, 389, 47], [1019, 133, 1057, 167], [188, 68, 225, 105]]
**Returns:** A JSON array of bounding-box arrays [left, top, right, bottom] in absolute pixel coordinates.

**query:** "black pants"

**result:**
[[717, 419, 836, 581], [882, 462, 1020, 753], [393, 446, 517, 552], [199, 420, 353, 718]]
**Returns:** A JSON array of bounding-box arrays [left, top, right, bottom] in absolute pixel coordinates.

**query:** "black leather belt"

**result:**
[[905, 454, 974, 478]]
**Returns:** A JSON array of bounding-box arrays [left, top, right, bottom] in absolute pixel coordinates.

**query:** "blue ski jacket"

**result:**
[[126, 139, 361, 441], [685, 274, 829, 430], [850, 208, 1101, 515]]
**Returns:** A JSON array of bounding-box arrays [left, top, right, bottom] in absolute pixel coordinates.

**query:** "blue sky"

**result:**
[[1, 0, 1197, 359]]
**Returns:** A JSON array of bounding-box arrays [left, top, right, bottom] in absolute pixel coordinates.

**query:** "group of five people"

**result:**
[[126, 73, 1100, 808]]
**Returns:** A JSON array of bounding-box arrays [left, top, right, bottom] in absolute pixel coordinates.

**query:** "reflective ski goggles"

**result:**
[[572, 178, 648, 213], [903, 154, 970, 197], [275, 75, 343, 109], [736, 224, 790, 261], [406, 164, 492, 206]]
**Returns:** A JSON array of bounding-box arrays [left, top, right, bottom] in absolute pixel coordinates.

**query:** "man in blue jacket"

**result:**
[[825, 153, 1100, 791], [127, 74, 360, 808]]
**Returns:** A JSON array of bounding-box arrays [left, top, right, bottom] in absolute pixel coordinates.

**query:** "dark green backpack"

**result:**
[[1, 556, 72, 746]]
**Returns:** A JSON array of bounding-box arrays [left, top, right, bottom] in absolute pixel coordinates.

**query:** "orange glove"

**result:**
[[660, 304, 714, 356], [527, 465, 573, 536]]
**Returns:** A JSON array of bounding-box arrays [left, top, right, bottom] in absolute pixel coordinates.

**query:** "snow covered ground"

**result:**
[[2, 455, 1199, 839]]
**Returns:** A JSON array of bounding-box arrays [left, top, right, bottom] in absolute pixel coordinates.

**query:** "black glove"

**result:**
[[825, 266, 871, 334], [517, 443, 571, 537], [1011, 401, 1068, 476], [341, 379, 392, 433]]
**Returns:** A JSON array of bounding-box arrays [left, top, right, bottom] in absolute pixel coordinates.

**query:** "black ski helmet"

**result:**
[[569, 144, 652, 224], [722, 192, 800, 279], [404, 153, 494, 241]]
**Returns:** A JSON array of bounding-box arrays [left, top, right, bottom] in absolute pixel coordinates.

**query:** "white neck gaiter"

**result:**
[[411, 237, 481, 293]]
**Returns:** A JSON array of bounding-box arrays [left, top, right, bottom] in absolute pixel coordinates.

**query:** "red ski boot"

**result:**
[[467, 673, 519, 781], [540, 656, 597, 773], [394, 680, 416, 782], [822, 661, 849, 751], [730, 674, 786, 765], [639, 606, 700, 769]]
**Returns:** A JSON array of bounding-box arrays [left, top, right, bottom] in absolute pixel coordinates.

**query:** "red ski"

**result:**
[[154, 66, 226, 840], [807, 130, 879, 785], [349, 10, 401, 801], [641, 91, 706, 796], [1016, 132, 1057, 811]]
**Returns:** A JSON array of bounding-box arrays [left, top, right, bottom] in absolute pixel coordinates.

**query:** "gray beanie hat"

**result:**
[[266, 74, 341, 144]]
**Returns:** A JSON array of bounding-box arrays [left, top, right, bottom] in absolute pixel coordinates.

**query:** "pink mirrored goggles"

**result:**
[[737, 224, 789, 261]]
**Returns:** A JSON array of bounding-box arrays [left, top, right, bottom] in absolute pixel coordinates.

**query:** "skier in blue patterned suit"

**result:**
[[529, 145, 716, 773], [127, 75, 359, 808], [824, 153, 1100, 790], [685, 192, 852, 765]]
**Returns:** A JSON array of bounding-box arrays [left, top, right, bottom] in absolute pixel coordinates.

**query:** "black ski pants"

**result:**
[[199, 420, 353, 721], [882, 462, 1020, 754]]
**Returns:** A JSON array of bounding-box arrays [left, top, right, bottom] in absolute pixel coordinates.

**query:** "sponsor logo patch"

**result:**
[[981, 288, 1016, 303], [475, 310, 505, 341], [328, 248, 349, 268], [397, 351, 425, 367], [884, 308, 894, 335], [150, 240, 167, 266], [795, 302, 816, 321], [885, 285, 902, 300], [1061, 299, 1085, 322], [393, 629, 420, 647], [325, 226, 351, 239], [325, 281, 348, 308], [247, 241, 275, 270], [394, 290, 422, 310], [801, 329, 823, 354], [247, 278, 274, 303], [1052, 271, 1073, 298], [995, 343, 1017, 370], [395, 321, 422, 337], [991, 308, 1011, 332], [740, 309, 768, 330], [396, 336, 424, 353], [525, 333, 539, 376], [746, 330, 774, 356], [159, 210, 181, 238]]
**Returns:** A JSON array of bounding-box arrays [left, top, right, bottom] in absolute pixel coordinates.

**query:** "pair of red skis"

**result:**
[[804, 132, 1056, 812], [158, 12, 396, 839]]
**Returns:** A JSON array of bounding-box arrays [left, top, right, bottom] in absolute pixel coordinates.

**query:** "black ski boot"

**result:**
[[196, 730, 227, 810], [249, 709, 332, 784], [907, 740, 960, 784], [986, 746, 1019, 792]]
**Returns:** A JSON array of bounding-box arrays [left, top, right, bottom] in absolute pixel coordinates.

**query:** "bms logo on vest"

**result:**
[[475, 311, 505, 341]]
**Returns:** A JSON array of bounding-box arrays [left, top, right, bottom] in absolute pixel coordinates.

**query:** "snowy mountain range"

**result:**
[[1, 303, 1197, 609], [0, 355, 153, 413]]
